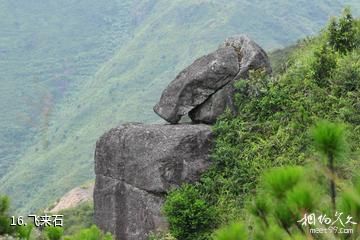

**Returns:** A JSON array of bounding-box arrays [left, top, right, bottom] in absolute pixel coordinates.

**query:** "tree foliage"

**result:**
[[163, 184, 217, 240], [213, 222, 247, 240], [215, 166, 360, 239], [328, 8, 356, 53], [45, 227, 64, 240], [0, 195, 14, 236], [214, 122, 359, 239], [311, 45, 337, 87]]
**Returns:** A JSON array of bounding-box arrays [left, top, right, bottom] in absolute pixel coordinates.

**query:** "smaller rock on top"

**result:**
[[154, 35, 272, 124], [153, 47, 239, 123]]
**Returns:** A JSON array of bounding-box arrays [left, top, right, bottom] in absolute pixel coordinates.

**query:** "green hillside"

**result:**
[[1, 0, 360, 213], [163, 13, 360, 239]]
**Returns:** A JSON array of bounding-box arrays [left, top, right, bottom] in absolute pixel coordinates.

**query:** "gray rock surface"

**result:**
[[153, 47, 240, 124], [155, 35, 271, 124], [94, 123, 213, 240], [221, 34, 272, 78], [188, 82, 237, 124], [189, 35, 272, 123]]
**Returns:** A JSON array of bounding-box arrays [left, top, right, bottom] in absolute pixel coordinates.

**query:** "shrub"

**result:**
[[262, 166, 304, 199], [328, 8, 356, 53], [311, 45, 337, 87], [0, 195, 15, 236], [312, 121, 347, 210], [16, 224, 33, 240], [311, 120, 347, 159], [163, 184, 217, 240], [45, 226, 64, 240], [213, 222, 247, 240], [332, 49, 360, 94]]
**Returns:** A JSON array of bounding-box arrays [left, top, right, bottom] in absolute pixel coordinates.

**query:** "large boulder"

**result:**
[[189, 35, 272, 123], [153, 47, 240, 124], [155, 35, 271, 124], [94, 123, 213, 240]]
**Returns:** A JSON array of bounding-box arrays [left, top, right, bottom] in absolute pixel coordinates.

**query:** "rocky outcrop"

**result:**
[[189, 35, 272, 123], [94, 123, 213, 240], [155, 35, 271, 124], [153, 47, 239, 124], [95, 35, 271, 240]]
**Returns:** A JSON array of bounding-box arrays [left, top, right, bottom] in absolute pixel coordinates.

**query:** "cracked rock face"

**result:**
[[94, 123, 213, 240], [154, 35, 271, 124], [221, 34, 272, 78]]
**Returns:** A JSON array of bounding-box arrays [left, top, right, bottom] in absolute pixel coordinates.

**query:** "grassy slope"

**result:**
[[1, 0, 359, 213]]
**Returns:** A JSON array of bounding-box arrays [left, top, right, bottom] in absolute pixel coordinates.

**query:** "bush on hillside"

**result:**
[[163, 184, 217, 240], [17, 225, 33, 240], [311, 45, 337, 87], [213, 222, 247, 240], [45, 227, 64, 240], [0, 195, 16, 236], [328, 8, 356, 53]]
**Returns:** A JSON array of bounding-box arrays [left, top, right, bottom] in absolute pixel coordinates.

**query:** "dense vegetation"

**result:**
[[163, 10, 360, 240], [213, 165, 360, 239], [212, 121, 360, 239], [1, 0, 360, 214]]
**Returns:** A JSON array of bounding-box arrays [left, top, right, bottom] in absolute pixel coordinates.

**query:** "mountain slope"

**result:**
[[1, 0, 359, 213], [0, 0, 136, 177]]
